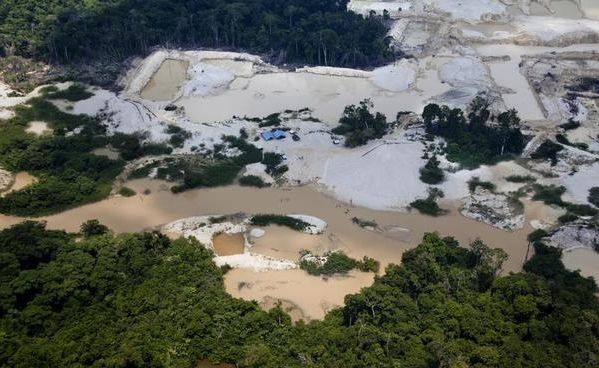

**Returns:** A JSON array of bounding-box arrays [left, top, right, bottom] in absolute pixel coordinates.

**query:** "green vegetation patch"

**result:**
[[423, 97, 525, 168], [468, 176, 496, 193], [118, 186, 136, 197], [0, 99, 125, 216], [410, 188, 448, 216], [0, 95, 179, 216], [332, 99, 388, 147], [530, 140, 563, 166], [250, 214, 310, 231], [1, 0, 392, 70], [299, 251, 380, 276], [556, 133, 588, 151], [419, 155, 444, 184], [532, 184, 567, 206], [168, 135, 265, 193], [41, 83, 94, 101], [505, 174, 536, 183], [532, 184, 598, 218], [166, 124, 192, 148], [589, 187, 599, 208], [239, 175, 269, 188]]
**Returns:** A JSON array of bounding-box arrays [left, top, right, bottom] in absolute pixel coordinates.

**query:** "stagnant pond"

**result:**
[[141, 59, 189, 101]]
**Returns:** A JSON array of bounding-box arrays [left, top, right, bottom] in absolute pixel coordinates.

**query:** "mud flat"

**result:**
[[562, 247, 599, 281], [225, 268, 375, 321]]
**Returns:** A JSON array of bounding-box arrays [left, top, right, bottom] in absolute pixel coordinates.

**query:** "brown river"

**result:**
[[0, 178, 540, 320]]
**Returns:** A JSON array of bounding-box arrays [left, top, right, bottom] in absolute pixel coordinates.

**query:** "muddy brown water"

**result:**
[[562, 248, 599, 281], [0, 178, 533, 271], [212, 232, 245, 256], [0, 178, 539, 320], [140, 59, 189, 101], [250, 225, 332, 261], [226, 268, 375, 321]]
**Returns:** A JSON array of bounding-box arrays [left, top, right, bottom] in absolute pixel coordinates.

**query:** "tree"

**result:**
[[497, 108, 523, 156], [419, 155, 444, 184], [80, 219, 109, 237], [332, 99, 388, 147]]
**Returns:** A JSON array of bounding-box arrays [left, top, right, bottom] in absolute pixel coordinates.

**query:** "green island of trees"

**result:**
[[1, 221, 598, 367], [299, 251, 380, 276], [423, 97, 525, 168], [332, 99, 388, 147]]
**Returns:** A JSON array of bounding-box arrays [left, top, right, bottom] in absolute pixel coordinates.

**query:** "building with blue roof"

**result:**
[[261, 129, 286, 141]]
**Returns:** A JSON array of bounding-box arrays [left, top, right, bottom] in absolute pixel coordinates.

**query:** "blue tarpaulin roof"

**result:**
[[261, 131, 275, 140], [261, 129, 286, 141]]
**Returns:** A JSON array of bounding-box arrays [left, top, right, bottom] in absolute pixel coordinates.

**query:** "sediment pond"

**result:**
[[140, 59, 189, 101]]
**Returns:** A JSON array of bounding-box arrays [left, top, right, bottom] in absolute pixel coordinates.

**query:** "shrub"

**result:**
[[530, 140, 563, 166], [505, 175, 536, 183], [300, 252, 356, 276], [565, 203, 598, 217], [166, 125, 192, 148], [270, 165, 288, 177], [128, 162, 158, 179], [468, 177, 496, 193], [300, 252, 380, 276], [352, 217, 378, 228], [589, 187, 599, 208], [258, 113, 281, 127], [250, 214, 310, 231], [356, 256, 380, 273], [556, 133, 588, 151], [559, 120, 580, 131], [118, 186, 136, 197], [532, 185, 566, 206], [419, 156, 444, 184], [42, 83, 94, 101], [558, 213, 579, 224], [261, 152, 288, 177], [527, 229, 548, 243], [80, 219, 109, 237], [410, 198, 446, 216], [410, 188, 447, 216], [239, 175, 269, 188]]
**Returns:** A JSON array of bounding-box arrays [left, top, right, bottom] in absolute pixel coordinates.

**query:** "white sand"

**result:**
[[370, 59, 417, 92]]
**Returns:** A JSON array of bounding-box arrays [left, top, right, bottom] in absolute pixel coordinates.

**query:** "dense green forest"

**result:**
[[0, 0, 392, 68], [1, 221, 598, 367]]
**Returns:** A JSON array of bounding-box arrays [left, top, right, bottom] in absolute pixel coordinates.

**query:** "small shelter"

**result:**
[[261, 129, 286, 141]]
